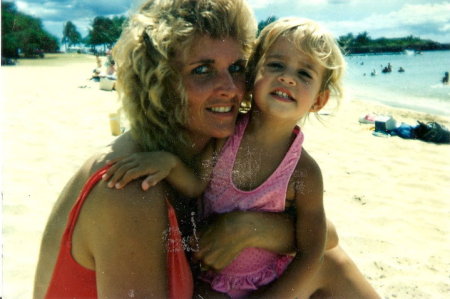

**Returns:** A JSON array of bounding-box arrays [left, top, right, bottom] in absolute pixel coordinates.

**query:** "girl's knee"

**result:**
[[325, 219, 339, 250]]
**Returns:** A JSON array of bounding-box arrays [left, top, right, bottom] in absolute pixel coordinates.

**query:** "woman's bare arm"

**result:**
[[77, 178, 172, 297]]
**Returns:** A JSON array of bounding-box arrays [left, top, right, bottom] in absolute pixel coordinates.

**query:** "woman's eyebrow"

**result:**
[[189, 59, 214, 65], [234, 58, 247, 64]]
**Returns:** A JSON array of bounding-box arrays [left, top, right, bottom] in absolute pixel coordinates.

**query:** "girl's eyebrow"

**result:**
[[268, 53, 319, 76]]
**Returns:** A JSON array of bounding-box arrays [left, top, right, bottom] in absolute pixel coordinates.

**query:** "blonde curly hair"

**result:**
[[112, 0, 256, 154], [246, 17, 346, 105]]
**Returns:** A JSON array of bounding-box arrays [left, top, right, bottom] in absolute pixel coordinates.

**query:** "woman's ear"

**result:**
[[310, 89, 330, 112]]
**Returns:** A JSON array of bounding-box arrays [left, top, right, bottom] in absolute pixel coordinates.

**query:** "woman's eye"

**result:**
[[229, 63, 245, 74], [192, 65, 210, 75]]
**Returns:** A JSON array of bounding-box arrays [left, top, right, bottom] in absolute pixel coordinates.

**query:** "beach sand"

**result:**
[[1, 54, 449, 298]]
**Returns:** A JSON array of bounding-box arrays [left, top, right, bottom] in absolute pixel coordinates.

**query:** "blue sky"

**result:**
[[12, 0, 450, 43]]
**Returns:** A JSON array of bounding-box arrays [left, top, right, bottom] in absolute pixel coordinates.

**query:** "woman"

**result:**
[[34, 0, 257, 297], [34, 0, 378, 298]]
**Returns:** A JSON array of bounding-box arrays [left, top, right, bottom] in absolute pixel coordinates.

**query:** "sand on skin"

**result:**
[[1, 53, 449, 298]]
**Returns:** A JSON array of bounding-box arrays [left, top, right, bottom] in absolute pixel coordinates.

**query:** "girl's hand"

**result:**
[[102, 152, 176, 190]]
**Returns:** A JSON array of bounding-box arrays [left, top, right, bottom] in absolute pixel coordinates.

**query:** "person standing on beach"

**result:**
[[104, 17, 380, 299]]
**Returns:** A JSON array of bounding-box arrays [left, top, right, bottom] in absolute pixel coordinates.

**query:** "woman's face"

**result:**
[[178, 36, 246, 141]]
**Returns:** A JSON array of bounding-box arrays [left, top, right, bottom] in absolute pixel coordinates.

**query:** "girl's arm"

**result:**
[[102, 144, 214, 198], [249, 151, 327, 298]]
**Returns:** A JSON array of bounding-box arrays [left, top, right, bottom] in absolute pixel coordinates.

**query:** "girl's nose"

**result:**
[[278, 74, 296, 86]]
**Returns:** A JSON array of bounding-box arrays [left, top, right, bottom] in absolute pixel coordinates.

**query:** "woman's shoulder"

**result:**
[[81, 132, 143, 175], [75, 131, 172, 227]]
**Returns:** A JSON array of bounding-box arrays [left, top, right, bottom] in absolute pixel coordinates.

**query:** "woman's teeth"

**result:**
[[210, 106, 232, 113]]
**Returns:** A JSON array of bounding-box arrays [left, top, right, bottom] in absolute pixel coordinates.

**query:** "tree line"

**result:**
[[1, 2, 126, 58], [338, 31, 450, 54], [258, 16, 450, 54], [2, 7, 449, 59], [62, 16, 126, 53], [2, 2, 58, 58]]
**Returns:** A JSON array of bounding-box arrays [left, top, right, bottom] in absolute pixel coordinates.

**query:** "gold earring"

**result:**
[[240, 93, 252, 114]]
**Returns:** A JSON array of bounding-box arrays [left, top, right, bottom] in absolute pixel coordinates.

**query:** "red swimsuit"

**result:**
[[45, 165, 193, 298]]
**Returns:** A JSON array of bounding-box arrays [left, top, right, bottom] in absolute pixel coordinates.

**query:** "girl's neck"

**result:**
[[247, 109, 299, 146]]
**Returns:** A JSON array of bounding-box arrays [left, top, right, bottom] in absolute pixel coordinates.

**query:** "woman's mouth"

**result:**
[[208, 106, 233, 113]]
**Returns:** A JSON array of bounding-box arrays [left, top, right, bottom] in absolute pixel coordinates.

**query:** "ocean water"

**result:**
[[344, 50, 450, 116]]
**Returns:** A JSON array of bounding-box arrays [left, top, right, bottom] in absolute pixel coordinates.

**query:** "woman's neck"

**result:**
[[180, 133, 211, 160]]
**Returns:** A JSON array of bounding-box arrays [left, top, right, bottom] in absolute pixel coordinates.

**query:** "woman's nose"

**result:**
[[278, 74, 297, 86], [217, 72, 240, 97]]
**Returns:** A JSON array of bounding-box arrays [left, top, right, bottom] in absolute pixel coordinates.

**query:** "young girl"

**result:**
[[104, 17, 346, 298]]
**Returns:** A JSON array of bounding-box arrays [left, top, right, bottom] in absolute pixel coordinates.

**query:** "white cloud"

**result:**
[[323, 2, 450, 41], [248, 0, 287, 9]]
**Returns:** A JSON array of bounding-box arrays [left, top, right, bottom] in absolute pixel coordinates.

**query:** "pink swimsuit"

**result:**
[[201, 114, 304, 298]]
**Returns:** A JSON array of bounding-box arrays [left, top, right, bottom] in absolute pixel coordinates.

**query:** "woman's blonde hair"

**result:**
[[113, 0, 256, 153], [246, 17, 346, 103]]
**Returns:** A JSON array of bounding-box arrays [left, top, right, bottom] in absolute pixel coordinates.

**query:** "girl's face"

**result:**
[[252, 36, 329, 121], [179, 36, 246, 142]]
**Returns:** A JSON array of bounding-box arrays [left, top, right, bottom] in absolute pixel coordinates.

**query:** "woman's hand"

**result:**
[[194, 211, 295, 271], [102, 152, 177, 191]]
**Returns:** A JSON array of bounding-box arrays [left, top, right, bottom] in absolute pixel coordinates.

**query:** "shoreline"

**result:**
[[2, 53, 449, 298]]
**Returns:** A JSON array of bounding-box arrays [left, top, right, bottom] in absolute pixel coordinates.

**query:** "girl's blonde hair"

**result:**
[[113, 0, 256, 153], [246, 17, 346, 103]]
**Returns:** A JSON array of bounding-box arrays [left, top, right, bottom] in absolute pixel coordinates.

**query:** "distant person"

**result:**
[[105, 55, 116, 78], [398, 67, 405, 73], [442, 72, 449, 85], [90, 54, 103, 81], [382, 63, 392, 73]]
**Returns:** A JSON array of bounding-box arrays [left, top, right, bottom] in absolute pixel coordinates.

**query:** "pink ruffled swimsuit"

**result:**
[[201, 114, 304, 298]]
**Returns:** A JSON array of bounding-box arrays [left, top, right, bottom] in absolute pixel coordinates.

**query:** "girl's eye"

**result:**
[[229, 62, 245, 74], [298, 70, 312, 80], [192, 65, 210, 75]]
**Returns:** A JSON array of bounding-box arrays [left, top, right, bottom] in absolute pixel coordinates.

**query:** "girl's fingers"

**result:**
[[141, 172, 165, 191], [102, 157, 133, 181], [102, 162, 121, 182], [105, 156, 125, 165], [116, 168, 153, 189], [108, 161, 139, 188]]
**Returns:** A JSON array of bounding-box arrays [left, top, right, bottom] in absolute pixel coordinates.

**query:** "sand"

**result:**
[[1, 53, 449, 298]]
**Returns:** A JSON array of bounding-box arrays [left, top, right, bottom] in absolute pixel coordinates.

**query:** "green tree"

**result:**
[[355, 31, 371, 45], [1, 1, 58, 58], [62, 21, 82, 50], [86, 16, 122, 51], [257, 16, 277, 36]]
